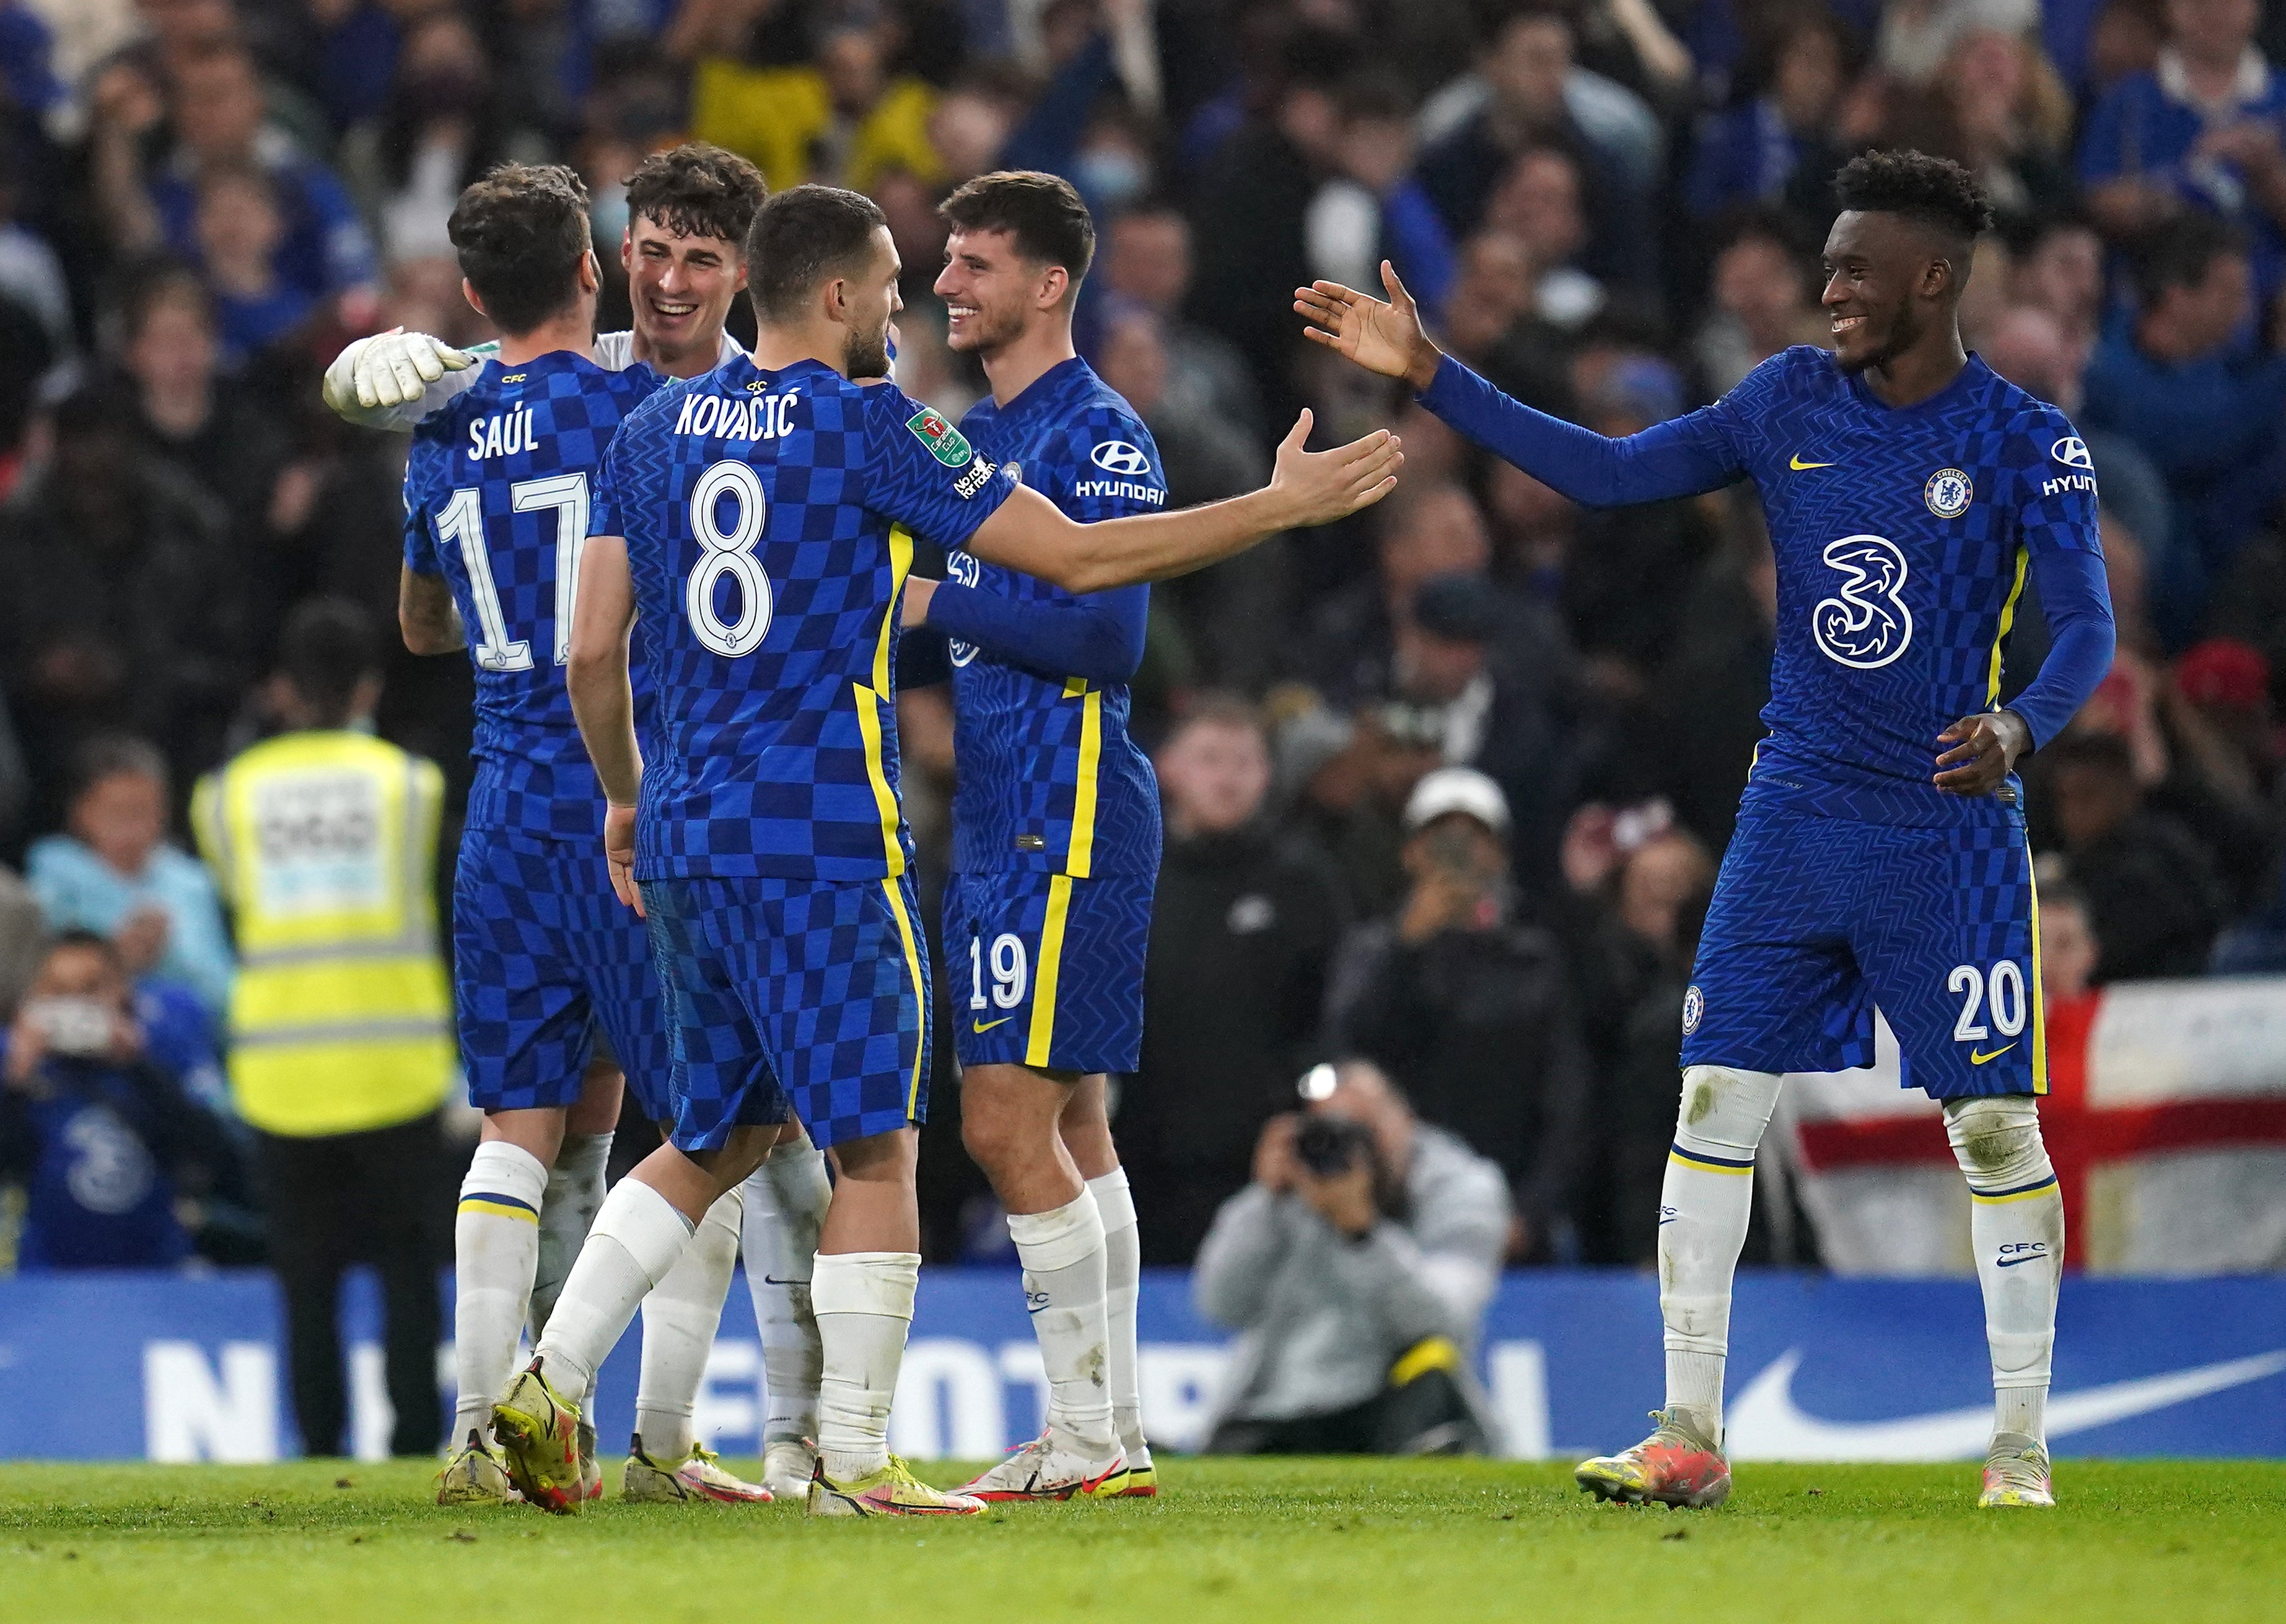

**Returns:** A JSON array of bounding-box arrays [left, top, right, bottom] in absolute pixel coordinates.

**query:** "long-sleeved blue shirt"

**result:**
[[935, 357, 1164, 877], [1421, 349, 2116, 826]]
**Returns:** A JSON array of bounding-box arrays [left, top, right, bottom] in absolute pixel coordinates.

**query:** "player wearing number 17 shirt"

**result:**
[[502, 184, 1403, 1519], [1300, 151, 2117, 1513], [400, 165, 771, 1512]]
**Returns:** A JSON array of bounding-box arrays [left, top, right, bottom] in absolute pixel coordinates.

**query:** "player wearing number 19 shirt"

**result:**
[[1299, 152, 2116, 1513], [910, 173, 1162, 1503]]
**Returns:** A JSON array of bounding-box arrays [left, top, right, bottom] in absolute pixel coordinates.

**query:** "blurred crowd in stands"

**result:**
[[4, 0, 2286, 1275]]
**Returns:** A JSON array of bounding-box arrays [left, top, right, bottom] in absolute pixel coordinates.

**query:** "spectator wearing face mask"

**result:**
[[28, 736, 234, 1021], [1324, 767, 1588, 1256], [1125, 697, 1350, 1264], [0, 930, 252, 1268]]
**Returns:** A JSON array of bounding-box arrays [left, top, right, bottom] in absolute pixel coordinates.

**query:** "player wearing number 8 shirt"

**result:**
[[1300, 151, 2116, 1512], [514, 184, 1403, 1519]]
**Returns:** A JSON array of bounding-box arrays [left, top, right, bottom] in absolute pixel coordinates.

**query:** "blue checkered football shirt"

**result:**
[[593, 356, 1018, 881], [403, 351, 664, 840], [944, 357, 1165, 878]]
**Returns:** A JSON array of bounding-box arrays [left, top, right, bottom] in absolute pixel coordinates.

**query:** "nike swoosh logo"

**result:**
[[1789, 454, 1835, 470], [1995, 1253, 2046, 1268], [1970, 1044, 2017, 1065], [973, 1016, 1014, 1033], [759, 1276, 809, 1287], [1727, 1347, 2286, 1460]]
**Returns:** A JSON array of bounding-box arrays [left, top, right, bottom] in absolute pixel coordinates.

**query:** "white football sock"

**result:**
[[1947, 1095, 2063, 1446], [530, 1131, 611, 1340], [1659, 1066, 1783, 1442], [742, 1142, 830, 1446], [1009, 1189, 1116, 1458], [533, 1179, 695, 1402], [453, 1141, 548, 1443], [634, 1187, 742, 1460], [1088, 1168, 1146, 1460], [813, 1251, 919, 1482]]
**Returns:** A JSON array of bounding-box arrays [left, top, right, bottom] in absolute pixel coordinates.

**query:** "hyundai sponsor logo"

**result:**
[[1091, 440, 1152, 476]]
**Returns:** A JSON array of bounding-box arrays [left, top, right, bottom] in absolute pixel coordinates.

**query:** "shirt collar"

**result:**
[[993, 355, 1091, 423], [2157, 45, 2271, 114]]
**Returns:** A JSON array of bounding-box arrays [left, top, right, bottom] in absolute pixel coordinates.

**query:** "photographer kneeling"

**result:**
[[1194, 1059, 1511, 1454]]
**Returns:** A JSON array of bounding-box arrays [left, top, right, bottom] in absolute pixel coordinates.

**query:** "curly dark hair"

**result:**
[[623, 142, 768, 248], [448, 162, 592, 334], [1832, 148, 1995, 243]]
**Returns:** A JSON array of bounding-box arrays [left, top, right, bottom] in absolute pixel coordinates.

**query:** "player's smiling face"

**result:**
[[623, 214, 745, 363], [936, 227, 1058, 356], [1821, 210, 1943, 374]]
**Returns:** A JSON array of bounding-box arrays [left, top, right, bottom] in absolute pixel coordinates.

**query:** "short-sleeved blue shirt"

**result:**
[[593, 356, 1019, 881], [946, 357, 1163, 877], [403, 351, 663, 841]]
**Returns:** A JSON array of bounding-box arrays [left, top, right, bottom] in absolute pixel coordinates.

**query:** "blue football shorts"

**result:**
[[1679, 804, 2046, 1099], [943, 869, 1154, 1075], [641, 872, 931, 1151], [453, 826, 673, 1119]]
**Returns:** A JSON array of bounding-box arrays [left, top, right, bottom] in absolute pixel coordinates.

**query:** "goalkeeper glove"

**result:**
[[322, 327, 474, 413]]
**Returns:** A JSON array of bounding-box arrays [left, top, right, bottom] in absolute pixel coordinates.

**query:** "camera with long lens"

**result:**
[[1293, 1113, 1377, 1178]]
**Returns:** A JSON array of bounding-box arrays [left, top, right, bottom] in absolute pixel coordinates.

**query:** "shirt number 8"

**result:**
[[686, 459, 773, 657]]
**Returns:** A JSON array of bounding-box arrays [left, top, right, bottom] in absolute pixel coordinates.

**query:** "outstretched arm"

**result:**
[[963, 411, 1401, 593], [565, 535, 644, 912], [322, 329, 483, 429], [1295, 262, 1741, 507]]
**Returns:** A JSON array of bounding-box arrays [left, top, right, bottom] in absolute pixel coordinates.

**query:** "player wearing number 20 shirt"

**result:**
[[590, 354, 1019, 1151], [1416, 325, 2116, 1101], [402, 351, 670, 1114]]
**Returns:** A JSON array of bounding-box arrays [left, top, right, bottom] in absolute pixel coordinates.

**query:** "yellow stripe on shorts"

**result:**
[[1025, 875, 1075, 1069]]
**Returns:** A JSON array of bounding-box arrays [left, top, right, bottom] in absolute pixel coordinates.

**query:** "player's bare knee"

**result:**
[[828, 1125, 919, 1187], [1672, 1065, 1784, 1156], [1943, 1094, 2049, 1187]]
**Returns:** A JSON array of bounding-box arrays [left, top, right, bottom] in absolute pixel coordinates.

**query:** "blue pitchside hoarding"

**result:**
[[0, 1269, 2281, 1462]]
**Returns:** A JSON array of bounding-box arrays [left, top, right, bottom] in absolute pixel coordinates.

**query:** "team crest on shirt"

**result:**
[[1924, 468, 1973, 518], [1682, 984, 1704, 1035], [907, 408, 974, 467]]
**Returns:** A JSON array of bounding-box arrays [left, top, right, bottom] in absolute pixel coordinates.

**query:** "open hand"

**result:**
[[1266, 409, 1404, 528], [604, 804, 644, 917], [1294, 262, 1445, 391], [1934, 710, 2031, 796]]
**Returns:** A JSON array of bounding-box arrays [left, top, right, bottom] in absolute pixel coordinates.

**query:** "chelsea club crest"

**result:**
[[1924, 468, 1973, 518], [1681, 984, 1704, 1035]]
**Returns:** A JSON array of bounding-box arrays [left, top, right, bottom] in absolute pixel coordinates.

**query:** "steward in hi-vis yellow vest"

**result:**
[[192, 730, 454, 1137]]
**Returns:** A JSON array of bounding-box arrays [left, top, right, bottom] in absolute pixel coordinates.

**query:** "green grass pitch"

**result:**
[[1, 1457, 2276, 1623]]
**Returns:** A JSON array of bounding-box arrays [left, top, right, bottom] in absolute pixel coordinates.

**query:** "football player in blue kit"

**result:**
[[1299, 150, 2116, 1510], [891, 173, 1163, 1501], [401, 164, 771, 1509], [355, 147, 838, 1506], [494, 183, 1401, 1517]]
